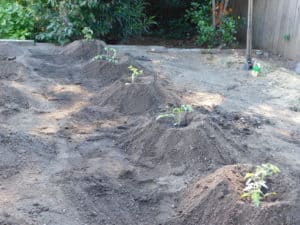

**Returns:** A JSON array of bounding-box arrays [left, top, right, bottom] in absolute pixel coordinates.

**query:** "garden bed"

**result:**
[[0, 40, 299, 225]]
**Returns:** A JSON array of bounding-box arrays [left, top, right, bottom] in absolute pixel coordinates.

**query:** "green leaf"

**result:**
[[156, 114, 175, 121], [244, 172, 254, 180], [251, 191, 261, 207], [241, 193, 250, 198]]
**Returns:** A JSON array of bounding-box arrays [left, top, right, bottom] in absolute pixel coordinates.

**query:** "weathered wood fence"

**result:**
[[231, 0, 300, 60]]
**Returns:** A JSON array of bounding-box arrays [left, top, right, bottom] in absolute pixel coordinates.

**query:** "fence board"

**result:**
[[233, 0, 300, 60]]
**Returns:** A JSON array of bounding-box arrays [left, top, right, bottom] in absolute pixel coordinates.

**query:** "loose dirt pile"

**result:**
[[0, 43, 25, 59], [0, 40, 299, 225], [0, 60, 29, 81], [168, 165, 298, 225], [0, 127, 56, 179], [120, 118, 241, 172], [61, 39, 106, 60]]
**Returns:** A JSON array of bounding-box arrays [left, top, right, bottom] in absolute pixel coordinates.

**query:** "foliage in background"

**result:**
[[0, 0, 155, 44], [82, 27, 94, 41], [0, 1, 35, 39], [187, 1, 216, 47], [36, 0, 155, 44], [147, 0, 194, 40], [0, 0, 244, 47], [186, 1, 241, 47]]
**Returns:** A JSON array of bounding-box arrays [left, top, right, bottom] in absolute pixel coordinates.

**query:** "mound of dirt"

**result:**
[[71, 105, 125, 123], [0, 217, 28, 225], [58, 105, 129, 138], [120, 118, 241, 172], [210, 109, 269, 136], [0, 43, 25, 59], [168, 165, 298, 225], [0, 84, 29, 110], [55, 172, 158, 225], [93, 78, 181, 115], [61, 39, 106, 60], [0, 61, 28, 81], [0, 128, 56, 179], [80, 60, 130, 89]]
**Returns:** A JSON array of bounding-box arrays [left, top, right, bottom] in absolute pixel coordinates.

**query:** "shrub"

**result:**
[[147, 0, 194, 40], [0, 2, 35, 39], [218, 16, 238, 47], [35, 0, 155, 44], [0, 0, 155, 44], [150, 17, 194, 40], [186, 1, 240, 47]]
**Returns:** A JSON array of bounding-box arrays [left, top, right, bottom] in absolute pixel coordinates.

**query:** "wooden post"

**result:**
[[212, 0, 216, 29], [246, 0, 253, 69], [224, 0, 230, 14]]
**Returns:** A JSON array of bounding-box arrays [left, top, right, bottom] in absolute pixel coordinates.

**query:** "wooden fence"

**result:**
[[231, 0, 300, 60]]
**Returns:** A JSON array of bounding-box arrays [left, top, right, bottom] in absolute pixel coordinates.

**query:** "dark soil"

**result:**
[[0, 43, 25, 59], [61, 39, 106, 61], [168, 165, 298, 225], [0, 40, 299, 225]]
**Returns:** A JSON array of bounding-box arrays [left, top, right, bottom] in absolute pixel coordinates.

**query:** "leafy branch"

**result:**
[[82, 27, 93, 41]]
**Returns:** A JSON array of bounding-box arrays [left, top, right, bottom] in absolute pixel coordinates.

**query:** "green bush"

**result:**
[[186, 1, 239, 48], [195, 20, 217, 47], [218, 16, 238, 47], [0, 0, 155, 44], [0, 2, 35, 39], [35, 0, 155, 44], [155, 18, 194, 40], [147, 0, 195, 39], [0, 0, 241, 46]]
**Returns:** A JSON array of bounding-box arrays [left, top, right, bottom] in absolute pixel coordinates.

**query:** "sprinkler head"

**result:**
[[244, 57, 253, 70]]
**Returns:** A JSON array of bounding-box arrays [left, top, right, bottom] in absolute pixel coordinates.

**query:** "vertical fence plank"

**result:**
[[272, 0, 285, 55], [283, 0, 297, 57], [290, 0, 300, 58], [252, 0, 267, 49]]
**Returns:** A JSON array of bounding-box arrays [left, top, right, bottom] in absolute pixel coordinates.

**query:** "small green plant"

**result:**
[[241, 163, 280, 207], [82, 27, 93, 41], [283, 34, 291, 41], [156, 105, 194, 126], [128, 65, 143, 83], [93, 47, 118, 64]]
